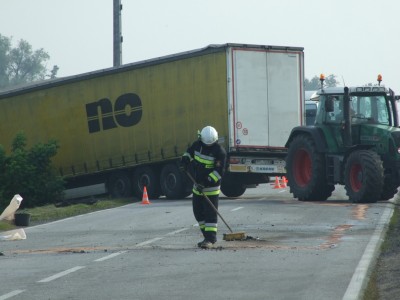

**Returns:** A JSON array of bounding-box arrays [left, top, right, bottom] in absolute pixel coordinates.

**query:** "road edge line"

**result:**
[[342, 201, 395, 300]]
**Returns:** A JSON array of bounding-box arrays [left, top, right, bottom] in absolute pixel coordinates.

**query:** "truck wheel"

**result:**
[[286, 134, 332, 201], [221, 180, 246, 198], [108, 171, 132, 198], [133, 166, 161, 200], [160, 163, 186, 199], [344, 150, 383, 203]]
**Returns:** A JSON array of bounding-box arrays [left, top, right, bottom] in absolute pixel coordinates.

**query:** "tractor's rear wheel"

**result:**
[[286, 134, 333, 201], [344, 150, 383, 203]]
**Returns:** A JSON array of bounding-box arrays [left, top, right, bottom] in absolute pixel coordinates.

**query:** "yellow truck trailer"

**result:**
[[0, 43, 305, 199]]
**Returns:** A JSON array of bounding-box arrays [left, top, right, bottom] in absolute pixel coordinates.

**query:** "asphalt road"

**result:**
[[0, 184, 394, 300]]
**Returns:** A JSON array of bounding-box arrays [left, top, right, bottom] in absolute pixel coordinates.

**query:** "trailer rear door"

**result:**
[[227, 47, 304, 150]]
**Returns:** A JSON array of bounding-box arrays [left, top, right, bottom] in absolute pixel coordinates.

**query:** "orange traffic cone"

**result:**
[[280, 176, 287, 188], [141, 186, 151, 205], [273, 176, 282, 189]]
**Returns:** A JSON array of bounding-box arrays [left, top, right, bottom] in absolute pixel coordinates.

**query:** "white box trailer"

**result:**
[[223, 45, 304, 196], [228, 48, 304, 148]]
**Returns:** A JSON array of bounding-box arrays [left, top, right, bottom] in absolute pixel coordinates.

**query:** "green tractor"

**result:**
[[285, 76, 400, 203]]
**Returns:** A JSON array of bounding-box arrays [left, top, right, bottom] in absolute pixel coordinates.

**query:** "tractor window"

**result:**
[[350, 96, 389, 125], [305, 102, 317, 125], [325, 96, 344, 124], [376, 98, 389, 124], [396, 100, 400, 127]]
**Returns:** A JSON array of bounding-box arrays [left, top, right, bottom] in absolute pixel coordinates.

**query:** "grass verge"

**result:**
[[362, 202, 400, 300], [0, 220, 16, 231], [1, 197, 134, 230]]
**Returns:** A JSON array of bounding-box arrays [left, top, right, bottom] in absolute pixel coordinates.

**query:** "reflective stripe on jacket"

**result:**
[[194, 151, 215, 168]]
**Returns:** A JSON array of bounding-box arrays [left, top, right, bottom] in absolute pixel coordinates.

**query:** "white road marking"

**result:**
[[95, 229, 188, 261], [0, 290, 25, 300], [94, 251, 128, 262], [342, 203, 394, 300], [37, 266, 85, 283], [231, 207, 243, 212], [135, 237, 163, 247], [166, 228, 188, 235]]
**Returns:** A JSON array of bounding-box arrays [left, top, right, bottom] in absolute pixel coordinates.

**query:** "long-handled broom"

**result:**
[[185, 171, 246, 241]]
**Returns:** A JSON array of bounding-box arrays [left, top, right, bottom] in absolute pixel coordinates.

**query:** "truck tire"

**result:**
[[160, 163, 186, 199], [108, 171, 132, 198], [133, 166, 161, 200], [286, 134, 333, 201], [344, 150, 383, 203], [221, 180, 246, 198]]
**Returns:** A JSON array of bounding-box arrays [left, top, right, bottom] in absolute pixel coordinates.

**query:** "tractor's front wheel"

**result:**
[[344, 150, 383, 203], [286, 134, 333, 201]]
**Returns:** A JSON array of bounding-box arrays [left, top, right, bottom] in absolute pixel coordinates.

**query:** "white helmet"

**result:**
[[200, 126, 218, 145]]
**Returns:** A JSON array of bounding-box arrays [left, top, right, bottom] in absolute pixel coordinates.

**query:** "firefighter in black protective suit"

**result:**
[[181, 126, 227, 249]]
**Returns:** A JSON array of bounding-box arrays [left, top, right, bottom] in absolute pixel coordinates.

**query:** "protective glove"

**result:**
[[195, 183, 205, 193]]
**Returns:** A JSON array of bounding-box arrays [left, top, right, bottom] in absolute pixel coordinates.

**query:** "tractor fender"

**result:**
[[285, 126, 328, 153]]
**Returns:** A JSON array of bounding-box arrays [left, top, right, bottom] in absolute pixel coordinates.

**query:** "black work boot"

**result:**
[[199, 240, 215, 249], [197, 239, 206, 247]]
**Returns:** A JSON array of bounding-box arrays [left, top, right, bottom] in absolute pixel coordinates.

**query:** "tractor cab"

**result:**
[[318, 87, 391, 123], [312, 84, 397, 152]]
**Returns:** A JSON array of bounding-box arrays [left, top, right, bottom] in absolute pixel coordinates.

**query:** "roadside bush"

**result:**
[[0, 132, 65, 210]]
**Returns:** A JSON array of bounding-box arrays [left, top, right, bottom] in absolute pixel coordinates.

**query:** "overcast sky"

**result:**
[[1, 0, 399, 91]]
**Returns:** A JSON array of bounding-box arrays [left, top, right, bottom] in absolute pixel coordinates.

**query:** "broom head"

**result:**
[[223, 231, 246, 241]]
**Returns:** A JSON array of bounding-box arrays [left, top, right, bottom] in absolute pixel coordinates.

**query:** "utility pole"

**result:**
[[113, 0, 122, 67]]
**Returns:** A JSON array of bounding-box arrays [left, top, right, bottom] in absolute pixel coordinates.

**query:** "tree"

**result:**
[[0, 34, 59, 90], [304, 76, 320, 91], [0, 132, 65, 210], [304, 74, 339, 91]]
